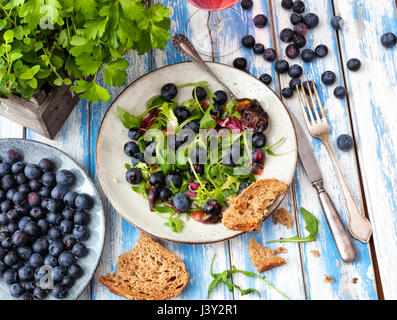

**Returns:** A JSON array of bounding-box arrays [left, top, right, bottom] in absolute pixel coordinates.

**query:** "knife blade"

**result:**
[[288, 111, 358, 263]]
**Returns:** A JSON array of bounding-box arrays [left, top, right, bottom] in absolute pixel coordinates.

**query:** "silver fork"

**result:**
[[296, 81, 373, 243]]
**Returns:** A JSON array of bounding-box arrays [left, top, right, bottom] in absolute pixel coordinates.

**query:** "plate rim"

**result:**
[[0, 137, 106, 300], [95, 61, 298, 245]]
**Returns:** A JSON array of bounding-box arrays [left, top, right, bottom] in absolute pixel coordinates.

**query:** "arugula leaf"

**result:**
[[200, 107, 216, 129], [117, 106, 140, 129], [266, 207, 319, 243]]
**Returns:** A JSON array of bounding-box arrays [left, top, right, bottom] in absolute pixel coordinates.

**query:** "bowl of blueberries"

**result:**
[[0, 139, 105, 300]]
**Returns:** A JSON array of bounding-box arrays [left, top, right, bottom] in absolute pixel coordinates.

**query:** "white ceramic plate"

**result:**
[[96, 62, 297, 244], [0, 139, 105, 300]]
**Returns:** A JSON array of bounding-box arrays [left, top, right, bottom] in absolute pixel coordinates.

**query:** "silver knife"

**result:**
[[290, 112, 358, 263]]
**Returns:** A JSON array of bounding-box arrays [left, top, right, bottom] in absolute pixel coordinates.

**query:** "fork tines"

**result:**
[[296, 81, 326, 124]]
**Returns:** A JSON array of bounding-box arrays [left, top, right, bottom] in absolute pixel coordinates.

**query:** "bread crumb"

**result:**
[[272, 208, 293, 228], [352, 278, 358, 284], [310, 250, 320, 257], [113, 178, 120, 183], [324, 275, 335, 283], [275, 247, 288, 254], [248, 237, 286, 272]]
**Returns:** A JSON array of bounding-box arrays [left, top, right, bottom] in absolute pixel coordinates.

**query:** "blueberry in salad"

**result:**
[[117, 81, 287, 232]]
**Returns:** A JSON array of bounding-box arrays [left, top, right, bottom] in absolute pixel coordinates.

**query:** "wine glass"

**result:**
[[186, 0, 248, 57]]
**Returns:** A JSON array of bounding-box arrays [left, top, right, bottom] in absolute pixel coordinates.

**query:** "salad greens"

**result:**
[[266, 207, 319, 243], [207, 254, 290, 300]]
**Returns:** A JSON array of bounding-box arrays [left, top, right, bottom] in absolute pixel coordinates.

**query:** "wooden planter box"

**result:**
[[0, 85, 80, 139]]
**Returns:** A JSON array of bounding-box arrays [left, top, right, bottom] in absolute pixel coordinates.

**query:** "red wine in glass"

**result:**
[[188, 0, 239, 11]]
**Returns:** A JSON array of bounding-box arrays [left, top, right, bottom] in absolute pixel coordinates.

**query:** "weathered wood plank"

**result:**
[[270, 0, 377, 299], [210, 1, 307, 300], [333, 0, 397, 299]]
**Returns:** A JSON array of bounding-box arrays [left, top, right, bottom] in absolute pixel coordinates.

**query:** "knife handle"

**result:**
[[313, 181, 358, 263]]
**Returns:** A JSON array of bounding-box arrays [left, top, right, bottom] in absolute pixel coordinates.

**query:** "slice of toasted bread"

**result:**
[[248, 237, 286, 272], [100, 232, 189, 300], [222, 178, 288, 231]]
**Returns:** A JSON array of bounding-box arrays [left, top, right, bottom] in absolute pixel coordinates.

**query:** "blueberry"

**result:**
[[15, 173, 28, 185], [6, 188, 16, 202], [292, 0, 305, 13], [75, 193, 93, 210], [71, 242, 88, 258], [41, 172, 56, 187], [46, 199, 62, 213], [0, 189, 4, 202], [60, 275, 74, 288], [190, 146, 207, 164], [281, 0, 293, 9], [58, 251, 75, 268], [204, 199, 222, 215], [3, 269, 18, 284], [259, 73, 272, 85], [29, 253, 44, 269], [301, 48, 316, 62], [331, 16, 344, 30], [0, 247, 6, 260], [281, 87, 294, 98], [49, 241, 65, 257], [165, 172, 182, 189], [24, 164, 42, 179], [18, 265, 34, 281], [2, 175, 16, 190], [253, 14, 267, 28], [73, 210, 89, 226], [161, 83, 178, 101], [280, 28, 294, 42], [0, 260, 7, 274], [72, 225, 89, 240], [68, 263, 83, 279], [7, 208, 19, 221], [38, 158, 55, 172], [303, 13, 319, 28], [12, 230, 30, 246], [10, 283, 25, 297], [290, 13, 303, 25], [65, 237, 78, 250], [11, 161, 25, 175], [33, 287, 48, 300], [61, 207, 75, 220], [1, 200, 12, 212], [172, 194, 191, 212], [293, 34, 306, 48], [63, 191, 77, 207], [263, 48, 277, 62], [39, 187, 52, 198], [183, 120, 200, 134], [252, 149, 266, 164], [252, 132, 267, 148], [253, 43, 265, 55], [174, 106, 191, 124], [32, 237, 49, 255], [17, 245, 32, 260], [337, 134, 354, 151], [347, 58, 361, 71], [125, 168, 143, 185], [241, 0, 253, 10], [275, 60, 289, 73], [193, 86, 208, 101], [29, 179, 42, 191], [321, 71, 336, 86], [24, 221, 41, 237], [1, 236, 13, 249], [52, 266, 67, 283], [334, 86, 346, 99], [315, 44, 328, 57], [48, 226, 63, 241], [233, 57, 247, 70], [60, 219, 74, 233], [44, 255, 58, 267], [294, 22, 308, 36], [130, 152, 144, 166], [55, 170, 74, 187], [213, 90, 227, 105], [302, 80, 315, 93], [21, 280, 36, 292], [288, 64, 303, 79], [127, 127, 142, 141], [124, 141, 139, 157], [381, 32, 397, 48], [188, 163, 204, 175], [0, 230, 10, 242], [15, 205, 28, 217], [289, 78, 302, 90], [30, 206, 45, 220], [18, 216, 32, 230], [28, 192, 41, 207], [285, 44, 300, 59], [37, 219, 50, 235], [0, 213, 9, 226]]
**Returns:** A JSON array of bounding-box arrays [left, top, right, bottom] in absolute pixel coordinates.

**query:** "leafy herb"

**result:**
[[0, 0, 170, 102], [207, 255, 290, 300], [267, 207, 319, 243], [154, 208, 185, 233]]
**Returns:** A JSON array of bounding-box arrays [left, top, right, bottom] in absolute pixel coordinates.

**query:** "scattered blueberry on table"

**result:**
[[240, 0, 253, 10], [347, 58, 361, 71], [259, 74, 272, 85], [337, 134, 354, 151], [380, 32, 397, 48], [0, 150, 92, 299]]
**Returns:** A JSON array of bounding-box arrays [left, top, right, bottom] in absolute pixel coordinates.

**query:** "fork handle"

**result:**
[[321, 138, 373, 243], [313, 181, 358, 263]]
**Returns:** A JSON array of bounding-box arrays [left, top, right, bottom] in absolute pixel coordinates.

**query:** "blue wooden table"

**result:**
[[1, 0, 396, 300]]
